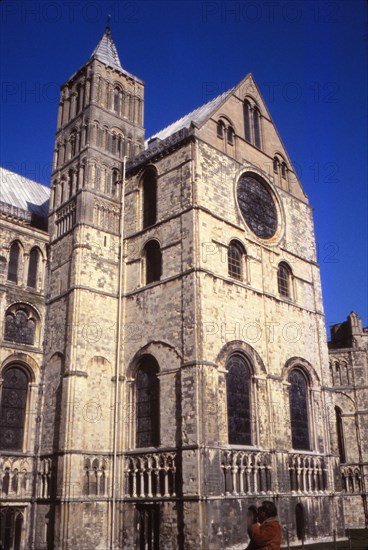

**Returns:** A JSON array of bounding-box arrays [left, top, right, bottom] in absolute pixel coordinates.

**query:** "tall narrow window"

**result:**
[[253, 108, 261, 148], [136, 356, 160, 448], [142, 168, 157, 229], [217, 120, 225, 138], [335, 406, 346, 463], [289, 369, 310, 451], [0, 366, 29, 451], [295, 503, 306, 541], [273, 157, 279, 173], [27, 247, 39, 288], [0, 508, 24, 550], [144, 240, 162, 285], [7, 242, 20, 283], [281, 162, 287, 179], [114, 87, 120, 113], [227, 125, 235, 145], [243, 101, 251, 142], [278, 262, 292, 298], [228, 240, 245, 280], [226, 355, 252, 445]]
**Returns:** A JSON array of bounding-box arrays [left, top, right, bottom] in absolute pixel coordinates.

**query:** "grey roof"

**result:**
[[0, 167, 50, 218], [91, 28, 123, 71], [147, 86, 235, 143], [89, 28, 144, 84]]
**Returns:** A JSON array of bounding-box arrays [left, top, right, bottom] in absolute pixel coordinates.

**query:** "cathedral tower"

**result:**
[[35, 25, 144, 548]]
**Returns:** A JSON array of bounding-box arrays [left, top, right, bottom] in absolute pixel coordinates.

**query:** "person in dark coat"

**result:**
[[247, 501, 282, 550]]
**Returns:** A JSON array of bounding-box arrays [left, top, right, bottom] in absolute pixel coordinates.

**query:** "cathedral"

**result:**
[[0, 24, 367, 550]]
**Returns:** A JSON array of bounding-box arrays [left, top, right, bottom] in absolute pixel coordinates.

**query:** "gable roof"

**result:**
[[0, 167, 50, 220], [147, 86, 236, 143]]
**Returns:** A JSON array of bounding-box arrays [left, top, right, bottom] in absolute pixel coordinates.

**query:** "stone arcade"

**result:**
[[0, 25, 367, 550]]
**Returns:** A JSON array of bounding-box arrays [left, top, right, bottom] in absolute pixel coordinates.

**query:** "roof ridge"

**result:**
[[148, 86, 234, 143]]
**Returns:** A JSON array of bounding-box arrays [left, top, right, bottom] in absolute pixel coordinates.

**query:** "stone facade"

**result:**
[[0, 26, 367, 550]]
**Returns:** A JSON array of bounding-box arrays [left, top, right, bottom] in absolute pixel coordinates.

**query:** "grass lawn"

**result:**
[[283, 529, 368, 550]]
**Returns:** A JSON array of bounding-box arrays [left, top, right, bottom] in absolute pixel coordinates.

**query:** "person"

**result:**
[[245, 506, 258, 550], [247, 501, 282, 550]]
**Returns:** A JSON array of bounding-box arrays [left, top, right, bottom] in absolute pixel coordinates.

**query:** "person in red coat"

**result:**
[[247, 501, 282, 550]]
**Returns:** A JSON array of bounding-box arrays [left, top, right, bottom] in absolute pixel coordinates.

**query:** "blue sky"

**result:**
[[0, 0, 367, 330]]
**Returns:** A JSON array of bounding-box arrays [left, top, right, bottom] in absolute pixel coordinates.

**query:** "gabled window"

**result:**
[[277, 262, 292, 298], [217, 120, 225, 138], [243, 100, 252, 142], [144, 240, 162, 285], [228, 240, 245, 281], [289, 369, 310, 451], [226, 354, 252, 445], [0, 365, 29, 451], [142, 168, 157, 229], [227, 126, 235, 145], [27, 247, 40, 288], [136, 356, 160, 448], [253, 108, 261, 148], [244, 99, 262, 148], [7, 242, 20, 283]]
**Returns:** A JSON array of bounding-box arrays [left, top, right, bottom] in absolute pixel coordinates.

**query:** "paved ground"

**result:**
[[284, 529, 368, 550]]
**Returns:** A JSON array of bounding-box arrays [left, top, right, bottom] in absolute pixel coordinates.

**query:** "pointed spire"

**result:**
[[91, 20, 122, 71]]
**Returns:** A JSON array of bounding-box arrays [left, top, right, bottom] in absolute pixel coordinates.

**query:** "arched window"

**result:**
[[226, 354, 252, 445], [76, 84, 81, 114], [0, 508, 24, 550], [289, 369, 310, 451], [0, 366, 29, 451], [273, 157, 279, 173], [253, 107, 261, 148], [4, 305, 37, 346], [228, 240, 245, 281], [243, 100, 252, 143], [136, 356, 160, 448], [281, 162, 287, 179], [217, 120, 225, 138], [335, 406, 346, 463], [144, 240, 162, 285], [7, 242, 20, 283], [227, 125, 235, 145], [142, 168, 157, 229], [295, 503, 306, 541], [112, 168, 120, 185], [114, 87, 120, 113], [277, 262, 292, 298], [27, 247, 40, 288]]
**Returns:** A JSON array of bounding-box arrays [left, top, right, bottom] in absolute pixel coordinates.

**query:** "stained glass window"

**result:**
[[136, 357, 160, 448], [5, 310, 35, 346], [0, 366, 29, 451], [226, 355, 251, 445], [289, 369, 310, 451]]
